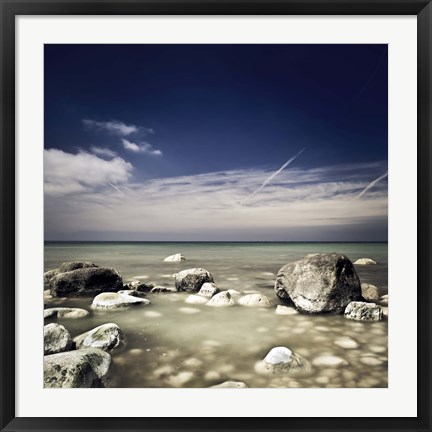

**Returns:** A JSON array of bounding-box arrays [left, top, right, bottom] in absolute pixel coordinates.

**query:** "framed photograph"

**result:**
[[1, 1, 431, 431]]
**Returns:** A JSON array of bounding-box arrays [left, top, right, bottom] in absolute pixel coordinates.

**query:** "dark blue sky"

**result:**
[[44, 44, 388, 241]]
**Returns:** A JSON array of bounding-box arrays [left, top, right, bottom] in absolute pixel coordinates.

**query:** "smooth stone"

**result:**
[[206, 291, 235, 307], [361, 283, 380, 302], [238, 293, 273, 308], [153, 365, 174, 379], [183, 358, 203, 368], [175, 268, 214, 293], [275, 253, 362, 313], [354, 258, 377, 265], [150, 286, 176, 294], [44, 348, 112, 388], [312, 355, 348, 367], [198, 282, 220, 298], [382, 306, 389, 317], [379, 294, 389, 306], [344, 301, 383, 321], [117, 289, 147, 298], [44, 269, 59, 288], [133, 282, 155, 292], [92, 292, 150, 310], [360, 356, 383, 366], [185, 295, 208, 305], [164, 253, 186, 262], [334, 336, 359, 349], [167, 371, 194, 387], [255, 346, 311, 375], [44, 307, 89, 319], [204, 371, 221, 381], [73, 323, 124, 352], [44, 323, 73, 355], [179, 307, 201, 314], [227, 289, 242, 297], [275, 305, 298, 315], [370, 345, 387, 354], [210, 381, 248, 388], [144, 311, 162, 318], [265, 346, 292, 365]]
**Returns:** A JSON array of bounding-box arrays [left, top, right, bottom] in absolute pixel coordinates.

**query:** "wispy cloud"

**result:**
[[122, 139, 163, 156], [82, 119, 140, 136], [354, 171, 388, 199], [90, 146, 117, 158]]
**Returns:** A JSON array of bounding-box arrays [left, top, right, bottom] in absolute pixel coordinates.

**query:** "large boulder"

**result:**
[[92, 292, 150, 310], [274, 253, 362, 313], [44, 323, 73, 355], [238, 293, 273, 308], [255, 346, 311, 375], [361, 283, 380, 302], [206, 291, 235, 307], [344, 301, 383, 321], [49, 267, 123, 297], [44, 348, 112, 388], [58, 261, 99, 273], [44, 307, 89, 319], [175, 268, 214, 293], [354, 258, 377, 265], [74, 323, 125, 352], [164, 254, 186, 262]]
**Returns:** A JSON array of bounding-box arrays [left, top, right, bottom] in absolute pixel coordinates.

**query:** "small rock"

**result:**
[[117, 289, 147, 298], [204, 371, 221, 381], [378, 294, 388, 306], [185, 295, 208, 305], [183, 358, 203, 368], [382, 306, 388, 317], [179, 307, 201, 314], [198, 282, 220, 298], [207, 291, 235, 307], [275, 305, 298, 315], [134, 282, 155, 292], [312, 355, 348, 367], [227, 289, 242, 298], [167, 371, 194, 387], [44, 323, 73, 355], [210, 381, 248, 388], [360, 356, 383, 366], [44, 269, 59, 288], [74, 323, 125, 352], [164, 253, 186, 262], [238, 293, 273, 308], [144, 311, 162, 318], [265, 346, 293, 364], [354, 258, 377, 265], [361, 283, 380, 302], [255, 346, 311, 375], [92, 292, 150, 310], [44, 307, 89, 319], [43, 289, 53, 299], [150, 286, 177, 294], [334, 336, 359, 349], [175, 268, 214, 293], [344, 301, 383, 321]]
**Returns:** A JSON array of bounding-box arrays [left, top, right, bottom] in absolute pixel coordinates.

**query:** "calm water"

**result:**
[[44, 242, 388, 388]]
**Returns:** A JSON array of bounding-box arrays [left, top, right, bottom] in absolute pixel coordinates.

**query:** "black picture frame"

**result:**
[[1, 1, 431, 431]]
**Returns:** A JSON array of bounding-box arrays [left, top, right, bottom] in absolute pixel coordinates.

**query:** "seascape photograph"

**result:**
[[43, 44, 388, 389]]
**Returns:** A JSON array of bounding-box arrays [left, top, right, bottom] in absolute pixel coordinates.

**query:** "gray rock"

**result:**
[[44, 323, 73, 355], [238, 293, 273, 308], [175, 268, 214, 293], [255, 346, 311, 375], [92, 292, 150, 310], [185, 295, 208, 305], [58, 261, 99, 273], [163, 253, 186, 262], [361, 283, 380, 302], [134, 282, 155, 292], [206, 291, 235, 307], [74, 323, 125, 352], [198, 282, 220, 298], [344, 301, 383, 321], [210, 381, 248, 388], [378, 294, 388, 306], [44, 348, 112, 388], [150, 286, 177, 294], [44, 269, 59, 288], [49, 267, 123, 297], [275, 305, 298, 315], [44, 307, 89, 319], [354, 258, 377, 265], [274, 253, 362, 313]]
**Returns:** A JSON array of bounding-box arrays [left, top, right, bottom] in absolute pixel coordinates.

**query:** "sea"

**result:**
[[44, 242, 388, 388]]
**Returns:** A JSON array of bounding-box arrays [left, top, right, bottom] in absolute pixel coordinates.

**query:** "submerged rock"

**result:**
[[354, 258, 377, 265], [175, 268, 214, 293], [255, 346, 311, 375], [164, 253, 186, 262], [334, 336, 359, 349], [92, 292, 150, 310], [150, 286, 177, 294], [210, 381, 248, 388], [44, 307, 90, 319], [44, 348, 112, 388], [49, 267, 123, 297], [197, 282, 220, 298], [44, 323, 73, 355], [206, 291, 235, 307], [58, 261, 99, 273], [130, 282, 155, 292], [274, 253, 362, 313], [378, 294, 388, 306], [344, 301, 383, 321], [275, 305, 298, 315], [361, 283, 380, 302], [74, 323, 125, 352], [312, 355, 348, 367], [44, 269, 59, 288], [185, 295, 208, 305], [238, 293, 273, 308]]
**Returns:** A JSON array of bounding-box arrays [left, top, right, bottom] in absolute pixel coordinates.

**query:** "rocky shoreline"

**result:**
[[43, 252, 388, 388]]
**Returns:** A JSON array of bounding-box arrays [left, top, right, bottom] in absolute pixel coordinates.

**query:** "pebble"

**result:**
[[167, 371, 194, 387], [128, 349, 143, 355], [185, 295, 208, 305], [179, 307, 201, 314], [334, 336, 359, 349], [144, 311, 162, 318], [204, 371, 221, 381], [370, 345, 387, 354], [312, 355, 348, 367], [153, 365, 174, 379], [183, 358, 203, 368], [275, 305, 298, 315], [360, 356, 383, 366]]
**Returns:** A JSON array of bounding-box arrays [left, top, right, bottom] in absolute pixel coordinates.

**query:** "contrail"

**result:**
[[354, 171, 388, 199], [108, 182, 123, 194], [240, 148, 305, 205]]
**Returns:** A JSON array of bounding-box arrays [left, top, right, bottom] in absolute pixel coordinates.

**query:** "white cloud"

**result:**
[[44, 149, 133, 196], [121, 139, 163, 156], [83, 119, 139, 136], [90, 146, 118, 158]]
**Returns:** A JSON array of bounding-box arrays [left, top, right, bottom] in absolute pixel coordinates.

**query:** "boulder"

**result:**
[[164, 253, 186, 262], [206, 291, 235, 307], [238, 293, 273, 308], [58, 261, 99, 273], [185, 295, 208, 305], [44, 348, 112, 388], [74, 323, 125, 352], [344, 301, 383, 321], [44, 307, 89, 319], [197, 282, 220, 298], [175, 268, 214, 293], [44, 323, 73, 355], [210, 381, 248, 388], [354, 258, 377, 265], [92, 292, 150, 310], [49, 267, 123, 297], [274, 253, 362, 313], [150, 286, 177, 294], [255, 346, 311, 375], [361, 283, 380, 302], [44, 269, 59, 288]]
